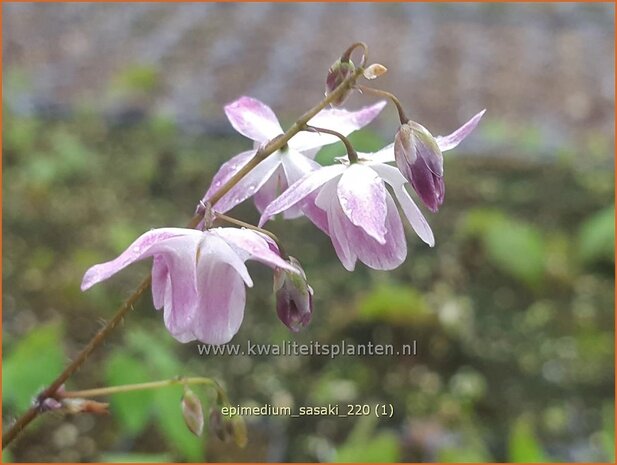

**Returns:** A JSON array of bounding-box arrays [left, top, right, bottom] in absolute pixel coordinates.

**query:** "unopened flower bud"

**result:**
[[325, 59, 356, 107], [230, 415, 248, 448], [181, 388, 204, 437], [394, 121, 445, 212], [363, 63, 387, 80], [209, 408, 228, 441], [274, 257, 313, 332]]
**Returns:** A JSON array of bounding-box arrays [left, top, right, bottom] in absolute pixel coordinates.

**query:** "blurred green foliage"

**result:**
[[508, 415, 548, 462], [462, 210, 546, 289], [3, 322, 65, 412], [3, 107, 614, 462]]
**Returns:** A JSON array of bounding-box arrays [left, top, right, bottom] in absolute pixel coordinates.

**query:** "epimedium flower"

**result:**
[[273, 257, 313, 332], [259, 151, 435, 272], [201, 96, 386, 218], [81, 227, 297, 345], [391, 110, 486, 212]]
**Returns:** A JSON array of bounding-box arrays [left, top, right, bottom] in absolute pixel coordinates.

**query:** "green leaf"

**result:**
[[601, 403, 615, 462], [508, 414, 548, 462], [484, 218, 545, 289], [578, 206, 615, 264], [99, 452, 173, 463], [125, 328, 181, 377], [3, 448, 14, 463], [462, 209, 546, 289], [438, 443, 491, 463], [334, 415, 401, 462], [105, 352, 155, 435], [3, 322, 65, 411], [358, 284, 434, 326]]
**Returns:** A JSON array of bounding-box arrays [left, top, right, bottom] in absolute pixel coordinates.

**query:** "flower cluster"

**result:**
[[82, 46, 485, 345]]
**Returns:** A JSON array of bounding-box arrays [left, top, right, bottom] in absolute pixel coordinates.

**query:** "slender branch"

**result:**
[[60, 377, 222, 400], [357, 84, 409, 124], [303, 125, 359, 164], [2, 47, 367, 449]]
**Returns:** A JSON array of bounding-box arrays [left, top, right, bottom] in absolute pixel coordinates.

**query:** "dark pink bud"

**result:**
[[325, 59, 356, 107], [394, 121, 444, 212], [274, 257, 313, 332]]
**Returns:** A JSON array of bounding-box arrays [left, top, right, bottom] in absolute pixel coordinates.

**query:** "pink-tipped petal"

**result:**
[[259, 164, 346, 227], [281, 149, 322, 184], [342, 192, 407, 270], [289, 101, 387, 152], [301, 193, 330, 235], [337, 164, 388, 244], [280, 149, 322, 219], [193, 237, 250, 345], [436, 109, 486, 152], [253, 166, 285, 213], [316, 180, 357, 271], [151, 256, 169, 310], [202, 150, 255, 205], [224, 96, 284, 143], [149, 234, 203, 340], [213, 228, 296, 273], [81, 228, 200, 291], [211, 153, 282, 213], [370, 164, 435, 247], [201, 232, 253, 287]]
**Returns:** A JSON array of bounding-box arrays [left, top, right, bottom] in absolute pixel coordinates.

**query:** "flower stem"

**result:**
[[303, 125, 359, 164], [60, 377, 225, 401], [215, 212, 289, 260], [2, 45, 368, 450], [341, 42, 368, 68], [357, 84, 409, 124]]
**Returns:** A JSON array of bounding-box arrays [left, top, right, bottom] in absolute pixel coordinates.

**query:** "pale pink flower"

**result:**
[[81, 227, 296, 344], [259, 151, 435, 271], [202, 96, 386, 218]]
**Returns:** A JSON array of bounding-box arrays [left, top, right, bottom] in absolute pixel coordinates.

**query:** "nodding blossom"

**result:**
[[202, 96, 386, 218], [274, 256, 313, 332], [392, 110, 486, 212], [81, 227, 297, 345], [259, 149, 435, 272]]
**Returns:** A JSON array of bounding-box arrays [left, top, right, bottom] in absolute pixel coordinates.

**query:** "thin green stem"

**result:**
[[60, 377, 222, 400], [357, 84, 409, 124], [341, 42, 368, 68], [303, 125, 359, 164]]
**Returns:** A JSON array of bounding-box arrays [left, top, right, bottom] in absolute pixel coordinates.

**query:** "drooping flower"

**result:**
[[259, 153, 434, 272], [201, 96, 386, 218], [391, 110, 486, 212], [273, 256, 313, 332], [81, 227, 296, 345]]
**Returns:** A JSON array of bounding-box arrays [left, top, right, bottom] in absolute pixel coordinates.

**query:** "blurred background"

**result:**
[[3, 2, 615, 462]]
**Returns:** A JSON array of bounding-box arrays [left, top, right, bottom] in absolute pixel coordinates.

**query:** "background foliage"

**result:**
[[3, 2, 614, 462]]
